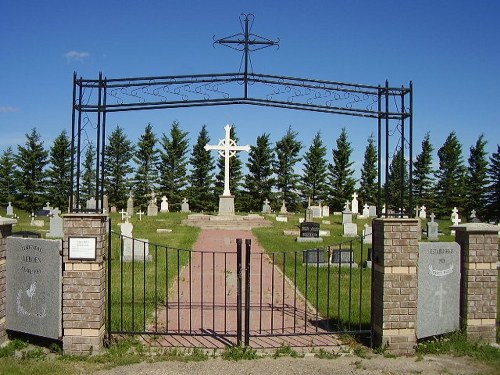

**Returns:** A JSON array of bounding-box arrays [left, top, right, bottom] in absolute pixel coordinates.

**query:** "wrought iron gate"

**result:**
[[107, 229, 372, 347]]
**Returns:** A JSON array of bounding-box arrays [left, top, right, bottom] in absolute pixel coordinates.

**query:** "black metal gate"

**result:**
[[107, 229, 372, 347]]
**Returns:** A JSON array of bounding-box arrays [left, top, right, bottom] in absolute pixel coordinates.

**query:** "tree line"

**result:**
[[0, 124, 498, 222]]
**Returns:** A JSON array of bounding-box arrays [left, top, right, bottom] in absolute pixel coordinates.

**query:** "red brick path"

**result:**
[[149, 229, 341, 349]]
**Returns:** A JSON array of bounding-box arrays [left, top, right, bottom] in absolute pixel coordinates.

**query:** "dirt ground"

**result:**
[[94, 353, 497, 375]]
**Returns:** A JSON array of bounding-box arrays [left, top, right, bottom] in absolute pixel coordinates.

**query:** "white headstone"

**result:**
[[127, 193, 134, 217], [419, 205, 427, 219], [362, 224, 372, 244], [262, 199, 272, 214], [86, 197, 96, 210], [276, 216, 288, 223], [280, 200, 287, 214], [368, 205, 377, 218], [204, 124, 250, 197], [47, 208, 63, 238], [181, 198, 190, 213], [6, 202, 13, 216], [322, 205, 330, 217], [160, 196, 169, 212], [310, 206, 322, 218], [351, 192, 359, 214], [362, 204, 370, 218], [343, 223, 358, 237], [427, 212, 439, 240]]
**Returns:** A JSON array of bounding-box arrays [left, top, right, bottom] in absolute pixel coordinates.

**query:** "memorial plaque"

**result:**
[[302, 248, 326, 264], [417, 242, 460, 339], [300, 222, 320, 238], [331, 249, 354, 264], [68, 236, 97, 260], [34, 209, 50, 217], [6, 237, 62, 339]]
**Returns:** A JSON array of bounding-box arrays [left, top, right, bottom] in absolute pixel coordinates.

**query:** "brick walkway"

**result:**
[[148, 229, 342, 350]]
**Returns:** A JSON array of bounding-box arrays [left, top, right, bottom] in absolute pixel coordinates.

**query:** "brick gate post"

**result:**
[[372, 218, 419, 355], [0, 218, 16, 345], [453, 223, 498, 343], [62, 214, 107, 355]]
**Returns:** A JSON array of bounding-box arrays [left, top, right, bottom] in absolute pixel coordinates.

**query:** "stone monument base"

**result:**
[[296, 237, 324, 243], [218, 195, 235, 216]]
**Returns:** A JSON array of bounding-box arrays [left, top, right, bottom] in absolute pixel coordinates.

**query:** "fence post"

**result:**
[[236, 238, 242, 346], [0, 218, 16, 345], [62, 213, 107, 355], [452, 223, 498, 343], [372, 218, 419, 355], [244, 239, 251, 347]]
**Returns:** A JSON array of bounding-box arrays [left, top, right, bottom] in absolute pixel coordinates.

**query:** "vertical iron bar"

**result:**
[[377, 85, 382, 217], [154, 244, 158, 331], [348, 241, 353, 330], [259, 254, 263, 334], [165, 247, 169, 332], [337, 243, 341, 330], [95, 72, 102, 211], [131, 238, 135, 331], [243, 15, 249, 99], [107, 218, 112, 337], [70, 72, 77, 212], [271, 253, 275, 333], [75, 79, 83, 209], [236, 239, 242, 346], [244, 239, 251, 347], [304, 253, 308, 332], [326, 246, 331, 331], [293, 251, 297, 333], [189, 249, 192, 334], [315, 249, 320, 332], [282, 252, 286, 333], [212, 252, 215, 332], [143, 242, 146, 330], [177, 248, 181, 332], [359, 237, 364, 331], [400, 87, 405, 217], [409, 82, 414, 216], [385, 80, 390, 217], [120, 235, 123, 331], [201, 252, 204, 330], [101, 76, 107, 212], [224, 252, 227, 334]]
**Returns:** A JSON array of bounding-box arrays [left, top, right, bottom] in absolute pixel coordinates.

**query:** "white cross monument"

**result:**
[[205, 124, 250, 215]]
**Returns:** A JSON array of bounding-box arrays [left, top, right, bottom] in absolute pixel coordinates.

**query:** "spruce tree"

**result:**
[[359, 134, 378, 206], [273, 126, 302, 212], [243, 133, 275, 212], [189, 125, 215, 212], [385, 148, 409, 212], [328, 128, 356, 211], [214, 126, 243, 207], [301, 131, 328, 205], [133, 123, 159, 210], [47, 130, 71, 210], [81, 142, 96, 206], [158, 121, 190, 207], [486, 145, 500, 222], [14, 128, 49, 212], [0, 147, 16, 208], [434, 132, 466, 217], [412, 132, 435, 209], [104, 126, 134, 209], [466, 134, 488, 220]]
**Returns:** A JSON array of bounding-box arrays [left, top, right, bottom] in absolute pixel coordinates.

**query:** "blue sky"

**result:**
[[1, 0, 499, 177]]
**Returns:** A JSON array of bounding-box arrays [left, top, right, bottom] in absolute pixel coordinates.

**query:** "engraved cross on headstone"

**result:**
[[435, 283, 448, 317], [204, 125, 250, 196]]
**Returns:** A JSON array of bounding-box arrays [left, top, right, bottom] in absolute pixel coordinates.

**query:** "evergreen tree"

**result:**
[[466, 134, 489, 220], [14, 128, 49, 212], [359, 134, 378, 206], [273, 126, 302, 212], [47, 130, 71, 210], [301, 131, 328, 205], [434, 132, 466, 217], [328, 128, 356, 211], [215, 126, 244, 204], [385, 148, 409, 212], [104, 126, 134, 209], [158, 121, 190, 208], [133, 123, 159, 210], [0, 147, 16, 208], [486, 145, 500, 222], [189, 125, 215, 212], [81, 142, 96, 205], [412, 132, 435, 209], [243, 133, 275, 212]]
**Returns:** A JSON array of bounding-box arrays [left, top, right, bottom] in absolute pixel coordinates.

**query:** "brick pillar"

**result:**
[[372, 218, 419, 355], [62, 214, 107, 355], [453, 223, 498, 343], [0, 218, 16, 345]]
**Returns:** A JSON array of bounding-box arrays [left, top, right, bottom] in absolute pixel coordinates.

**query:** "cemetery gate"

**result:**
[[107, 225, 372, 346], [69, 14, 413, 218]]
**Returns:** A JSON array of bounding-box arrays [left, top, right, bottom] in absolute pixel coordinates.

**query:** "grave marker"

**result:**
[[46, 208, 63, 238]]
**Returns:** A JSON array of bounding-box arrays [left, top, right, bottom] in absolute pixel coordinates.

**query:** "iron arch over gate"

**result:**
[[70, 14, 413, 216]]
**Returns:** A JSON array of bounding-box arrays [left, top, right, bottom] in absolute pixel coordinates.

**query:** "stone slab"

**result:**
[[300, 222, 320, 238], [6, 237, 62, 340], [417, 242, 460, 339], [302, 248, 327, 264], [296, 237, 323, 243], [343, 223, 357, 237]]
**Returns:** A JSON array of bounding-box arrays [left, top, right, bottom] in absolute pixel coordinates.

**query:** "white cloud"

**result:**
[[0, 106, 19, 113], [64, 50, 90, 63]]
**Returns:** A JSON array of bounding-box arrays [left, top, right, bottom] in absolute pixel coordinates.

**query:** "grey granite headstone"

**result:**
[[102, 194, 109, 214], [305, 207, 313, 222], [122, 238, 151, 262], [342, 210, 352, 224], [86, 197, 96, 210], [302, 248, 326, 265], [127, 196, 134, 217], [262, 199, 272, 214], [310, 206, 322, 218], [300, 222, 320, 238], [343, 223, 357, 237], [331, 249, 358, 268], [368, 205, 377, 217], [147, 202, 158, 217], [46, 208, 63, 238], [417, 242, 460, 339], [279, 200, 287, 214], [362, 224, 372, 244], [322, 205, 330, 217], [362, 204, 370, 217], [6, 237, 62, 339], [427, 213, 439, 240]]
